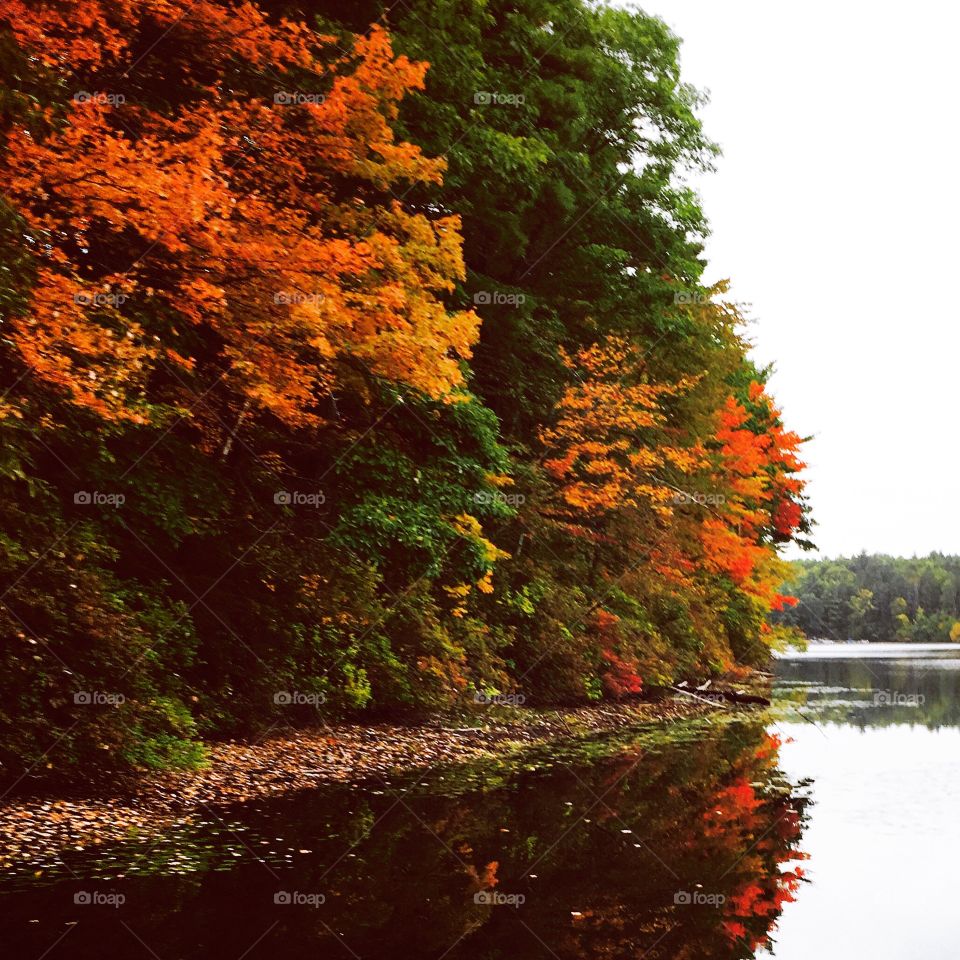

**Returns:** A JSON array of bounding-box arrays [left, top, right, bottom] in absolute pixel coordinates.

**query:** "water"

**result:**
[[2, 643, 955, 958], [763, 642, 960, 958]]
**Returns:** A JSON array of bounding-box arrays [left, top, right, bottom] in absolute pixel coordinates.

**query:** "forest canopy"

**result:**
[[0, 0, 811, 779]]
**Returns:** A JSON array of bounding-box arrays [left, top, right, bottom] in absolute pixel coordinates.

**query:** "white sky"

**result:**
[[642, 0, 960, 559]]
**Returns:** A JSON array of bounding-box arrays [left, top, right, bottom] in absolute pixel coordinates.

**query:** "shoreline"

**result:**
[[0, 689, 768, 874]]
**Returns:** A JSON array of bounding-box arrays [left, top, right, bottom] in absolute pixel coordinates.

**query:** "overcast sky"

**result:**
[[642, 0, 960, 559]]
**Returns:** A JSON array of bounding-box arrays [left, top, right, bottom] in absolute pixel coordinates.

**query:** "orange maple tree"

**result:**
[[1, 1, 476, 431], [540, 337, 702, 539], [533, 320, 809, 684], [699, 383, 806, 613]]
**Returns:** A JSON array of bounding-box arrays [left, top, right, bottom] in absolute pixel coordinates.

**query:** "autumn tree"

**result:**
[[0, 0, 510, 775], [2, 4, 478, 428]]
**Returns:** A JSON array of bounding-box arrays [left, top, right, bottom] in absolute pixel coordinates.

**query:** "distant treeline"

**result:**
[[776, 555, 960, 643]]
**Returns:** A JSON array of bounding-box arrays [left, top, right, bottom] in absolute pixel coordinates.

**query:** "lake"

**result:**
[[2, 643, 955, 958], [762, 642, 960, 958]]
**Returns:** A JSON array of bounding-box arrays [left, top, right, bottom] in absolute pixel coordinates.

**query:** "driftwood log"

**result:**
[[671, 684, 771, 707]]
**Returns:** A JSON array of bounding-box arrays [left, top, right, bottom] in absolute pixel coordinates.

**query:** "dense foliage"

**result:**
[[776, 554, 960, 643], [0, 0, 810, 779]]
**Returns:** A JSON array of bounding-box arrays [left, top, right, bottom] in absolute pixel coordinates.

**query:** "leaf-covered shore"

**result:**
[[0, 692, 779, 875]]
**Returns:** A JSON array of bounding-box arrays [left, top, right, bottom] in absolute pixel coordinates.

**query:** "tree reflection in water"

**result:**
[[0, 719, 808, 960]]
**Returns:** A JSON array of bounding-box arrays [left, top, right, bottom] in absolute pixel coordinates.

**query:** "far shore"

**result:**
[[776, 641, 960, 658]]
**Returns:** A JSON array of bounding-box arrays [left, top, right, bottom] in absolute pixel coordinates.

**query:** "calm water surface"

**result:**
[[763, 642, 960, 958], [2, 643, 956, 958]]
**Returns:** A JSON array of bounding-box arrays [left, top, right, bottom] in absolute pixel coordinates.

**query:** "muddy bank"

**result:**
[[0, 689, 768, 872]]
